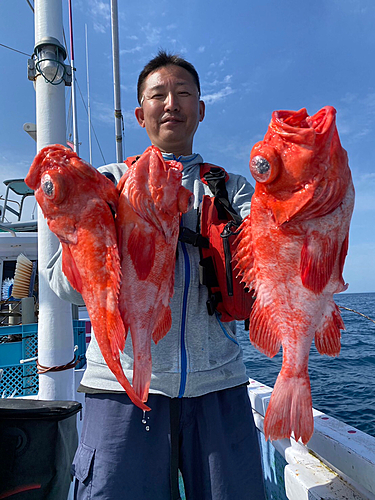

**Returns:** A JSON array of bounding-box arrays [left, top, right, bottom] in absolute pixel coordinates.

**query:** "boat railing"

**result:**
[[0, 179, 35, 224], [248, 379, 375, 500], [0, 220, 37, 234]]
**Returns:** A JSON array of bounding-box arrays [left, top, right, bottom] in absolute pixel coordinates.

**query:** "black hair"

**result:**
[[137, 50, 201, 105]]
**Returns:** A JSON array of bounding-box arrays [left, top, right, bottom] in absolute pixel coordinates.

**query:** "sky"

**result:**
[[0, 0, 374, 293]]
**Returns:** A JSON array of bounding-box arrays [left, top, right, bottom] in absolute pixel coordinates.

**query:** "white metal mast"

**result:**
[[110, 0, 124, 162], [34, 0, 75, 401]]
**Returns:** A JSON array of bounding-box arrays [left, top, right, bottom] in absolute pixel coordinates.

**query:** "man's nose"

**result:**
[[164, 92, 180, 111]]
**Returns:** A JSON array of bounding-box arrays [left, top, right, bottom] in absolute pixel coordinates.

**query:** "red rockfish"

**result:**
[[116, 146, 194, 402], [26, 144, 149, 411], [236, 107, 355, 444]]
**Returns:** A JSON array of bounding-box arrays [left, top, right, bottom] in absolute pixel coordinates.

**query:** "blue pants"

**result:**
[[72, 386, 266, 499]]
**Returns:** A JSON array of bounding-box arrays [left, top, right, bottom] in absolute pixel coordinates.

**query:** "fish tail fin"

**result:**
[[264, 371, 313, 445], [115, 364, 150, 411], [133, 355, 152, 403], [98, 343, 150, 411], [315, 302, 343, 356]]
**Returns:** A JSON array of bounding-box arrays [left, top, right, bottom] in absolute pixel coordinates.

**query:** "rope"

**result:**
[[37, 354, 79, 374]]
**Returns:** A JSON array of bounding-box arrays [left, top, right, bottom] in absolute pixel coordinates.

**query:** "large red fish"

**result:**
[[25, 144, 149, 411], [116, 146, 194, 402], [236, 106, 354, 444]]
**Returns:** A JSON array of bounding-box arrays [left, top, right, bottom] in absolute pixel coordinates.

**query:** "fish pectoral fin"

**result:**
[[152, 306, 172, 344], [300, 232, 338, 293], [315, 302, 343, 356], [249, 301, 281, 357], [61, 243, 83, 292], [128, 226, 156, 280]]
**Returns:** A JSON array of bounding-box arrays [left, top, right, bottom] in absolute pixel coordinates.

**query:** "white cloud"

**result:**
[[123, 110, 140, 130], [350, 172, 375, 211], [120, 83, 135, 93], [363, 92, 375, 108], [341, 92, 357, 105], [202, 86, 235, 105], [204, 75, 233, 89], [141, 23, 162, 45], [92, 101, 113, 125], [344, 241, 375, 293], [198, 46, 205, 53], [88, 0, 110, 33], [0, 154, 34, 197], [120, 46, 142, 55], [92, 102, 139, 131]]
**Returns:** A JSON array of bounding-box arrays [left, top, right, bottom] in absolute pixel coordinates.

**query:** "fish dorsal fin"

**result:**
[[128, 226, 156, 281]]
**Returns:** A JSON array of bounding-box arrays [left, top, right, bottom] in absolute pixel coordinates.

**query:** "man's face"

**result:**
[[135, 65, 205, 157]]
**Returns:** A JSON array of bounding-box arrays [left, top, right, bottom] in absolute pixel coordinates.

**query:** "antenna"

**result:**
[[85, 24, 92, 165], [68, 0, 79, 154]]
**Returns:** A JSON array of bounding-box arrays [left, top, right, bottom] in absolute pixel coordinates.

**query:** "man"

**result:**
[[48, 51, 266, 499]]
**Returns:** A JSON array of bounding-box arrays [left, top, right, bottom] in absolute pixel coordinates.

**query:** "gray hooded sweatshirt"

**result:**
[[46, 153, 254, 398]]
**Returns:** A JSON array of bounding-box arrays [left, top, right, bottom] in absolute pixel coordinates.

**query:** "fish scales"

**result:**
[[116, 146, 194, 402], [236, 106, 355, 444], [25, 144, 149, 411]]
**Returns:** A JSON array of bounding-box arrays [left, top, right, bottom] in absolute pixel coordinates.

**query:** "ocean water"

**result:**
[[237, 292, 375, 437]]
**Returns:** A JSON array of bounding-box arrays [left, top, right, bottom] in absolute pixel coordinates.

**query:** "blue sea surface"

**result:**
[[237, 292, 375, 438]]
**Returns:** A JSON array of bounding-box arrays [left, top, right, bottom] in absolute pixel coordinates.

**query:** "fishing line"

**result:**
[[338, 306, 375, 325]]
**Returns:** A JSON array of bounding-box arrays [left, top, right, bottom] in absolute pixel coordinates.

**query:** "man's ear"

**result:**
[[199, 100, 205, 123], [135, 107, 145, 128]]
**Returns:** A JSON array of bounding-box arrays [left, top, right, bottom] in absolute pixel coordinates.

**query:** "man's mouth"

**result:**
[[161, 116, 183, 124]]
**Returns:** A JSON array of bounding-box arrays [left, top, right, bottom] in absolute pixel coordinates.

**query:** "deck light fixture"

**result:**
[[28, 37, 71, 86]]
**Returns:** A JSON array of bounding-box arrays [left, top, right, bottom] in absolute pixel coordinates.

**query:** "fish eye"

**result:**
[[251, 156, 271, 176], [249, 144, 280, 184], [41, 174, 55, 198], [41, 172, 66, 204]]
